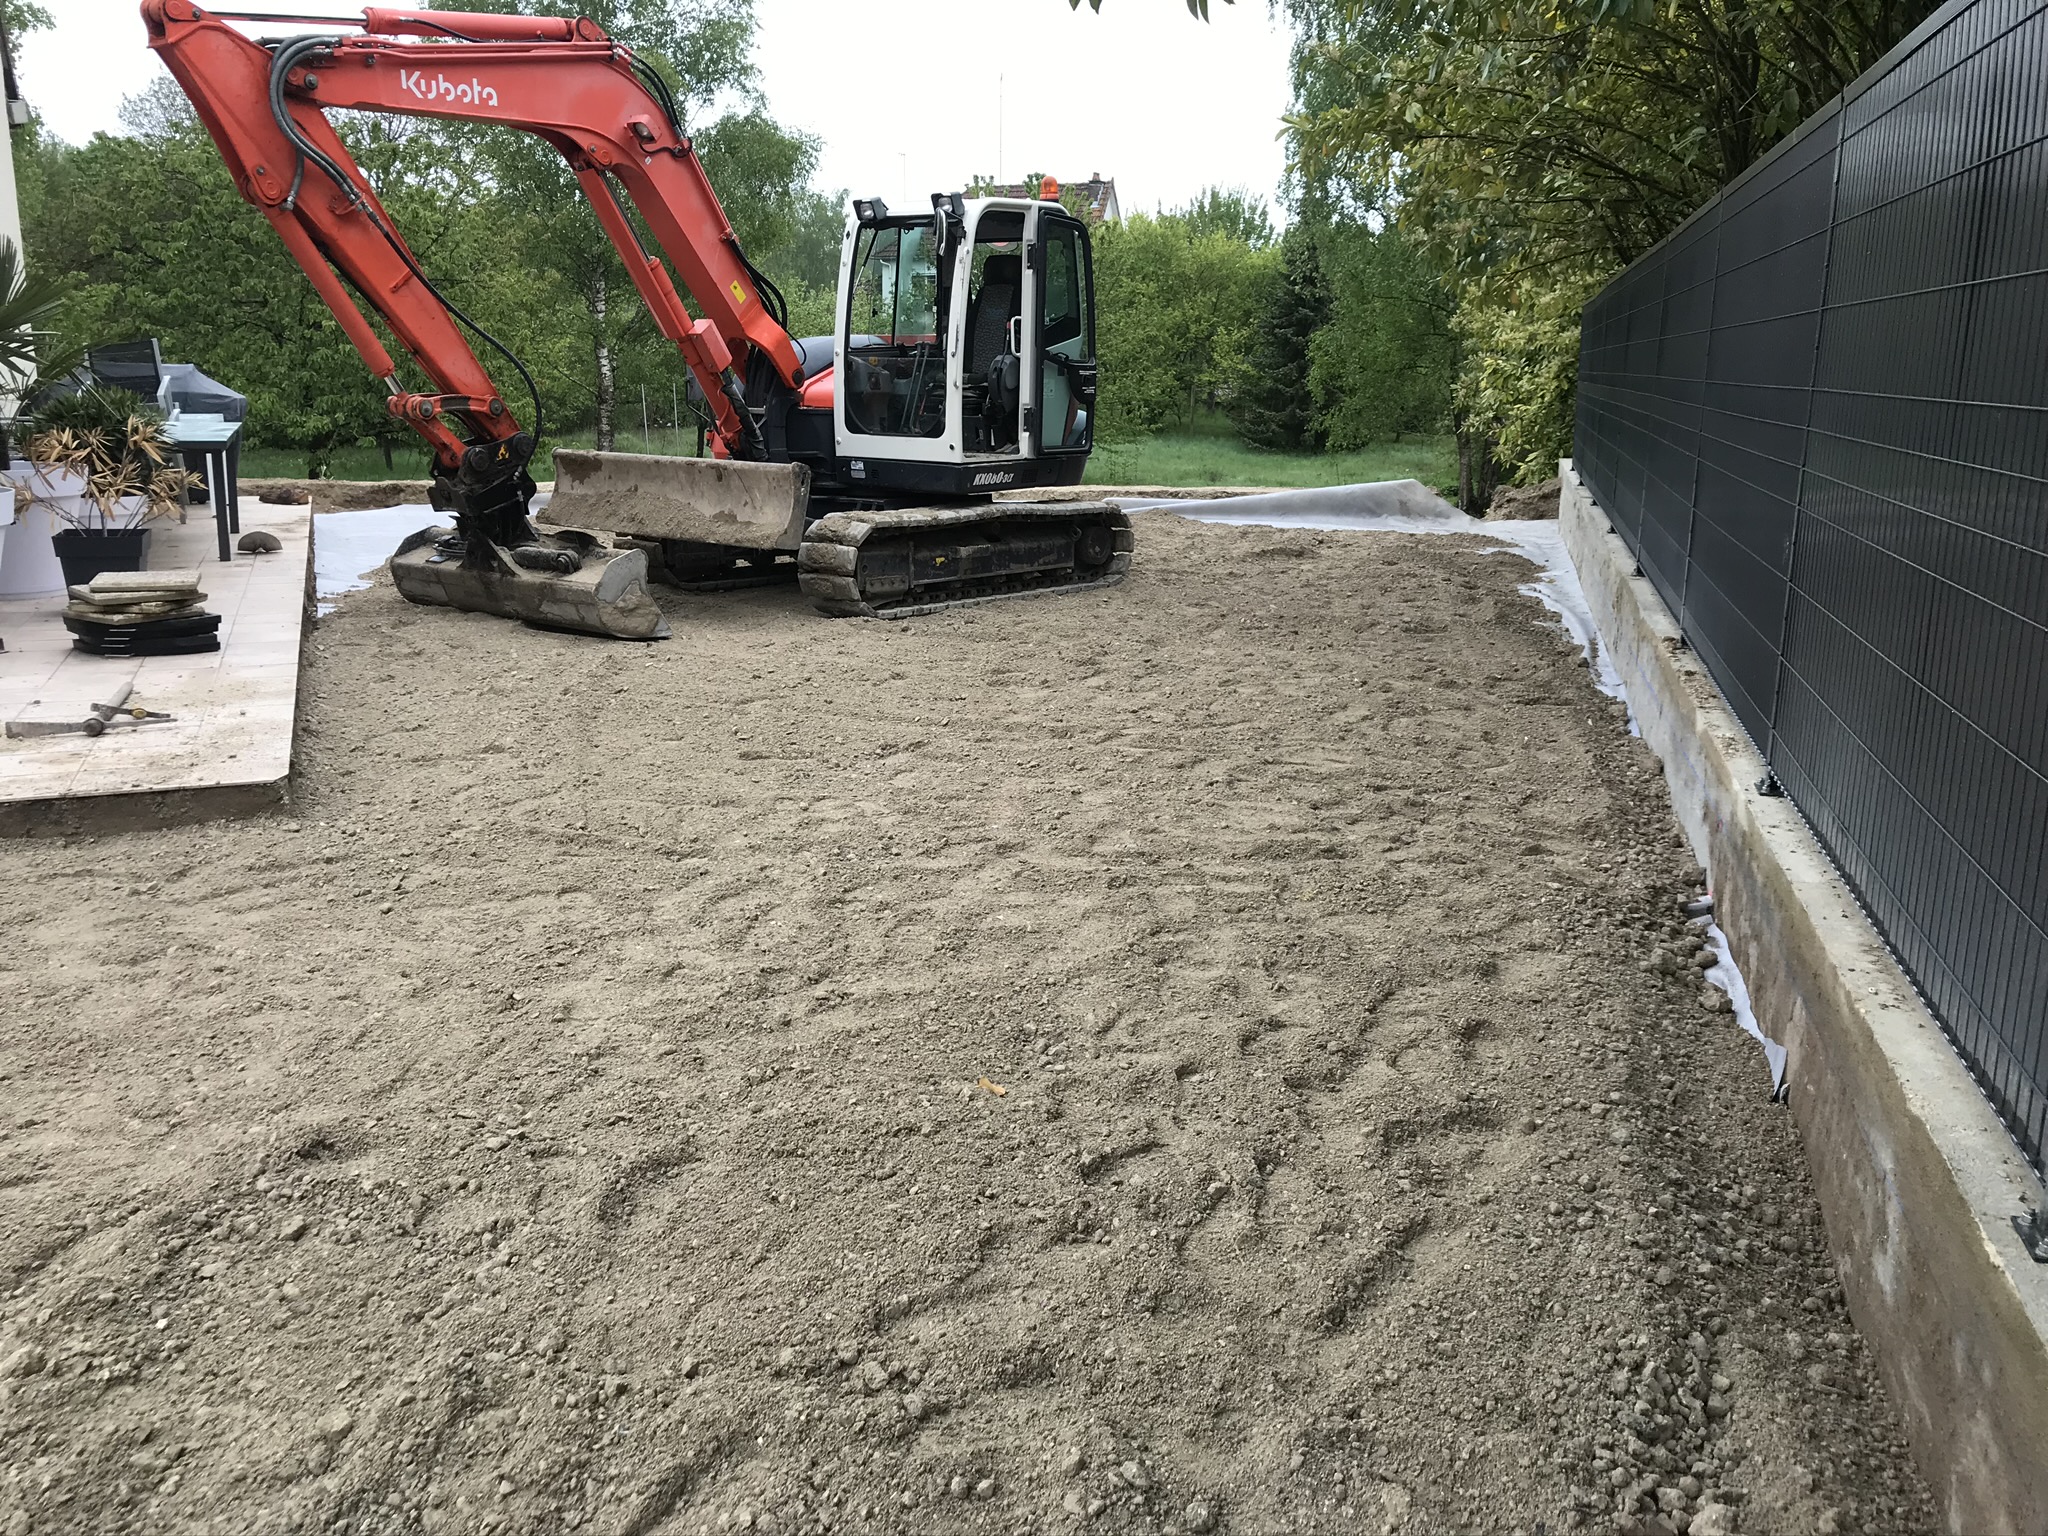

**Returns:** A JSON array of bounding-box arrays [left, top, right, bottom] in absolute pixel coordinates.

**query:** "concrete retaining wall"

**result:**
[[1559, 460, 2048, 1535]]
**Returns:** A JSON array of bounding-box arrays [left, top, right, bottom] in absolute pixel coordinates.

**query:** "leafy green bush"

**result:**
[[1308, 220, 1454, 450], [1451, 278, 1595, 486], [1092, 211, 1277, 439]]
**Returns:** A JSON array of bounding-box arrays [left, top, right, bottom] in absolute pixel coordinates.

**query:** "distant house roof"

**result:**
[[981, 174, 1121, 225]]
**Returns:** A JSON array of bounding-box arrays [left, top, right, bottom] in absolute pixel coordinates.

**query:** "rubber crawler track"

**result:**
[[795, 501, 1135, 619]]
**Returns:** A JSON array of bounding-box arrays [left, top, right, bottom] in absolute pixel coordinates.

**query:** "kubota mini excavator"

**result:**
[[142, 1, 1133, 638]]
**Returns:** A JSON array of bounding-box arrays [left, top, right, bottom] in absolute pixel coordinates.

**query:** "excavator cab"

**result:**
[[816, 195, 1097, 500], [751, 190, 1127, 619]]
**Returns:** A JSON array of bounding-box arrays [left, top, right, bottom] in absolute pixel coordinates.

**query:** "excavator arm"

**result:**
[[141, 0, 806, 509]]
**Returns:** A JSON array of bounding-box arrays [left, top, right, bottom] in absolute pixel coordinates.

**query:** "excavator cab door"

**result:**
[[838, 217, 950, 444], [834, 201, 1022, 469], [1025, 208, 1096, 458], [958, 207, 1028, 457]]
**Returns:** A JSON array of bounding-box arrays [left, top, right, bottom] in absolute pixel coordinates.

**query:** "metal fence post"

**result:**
[[1763, 104, 1848, 768]]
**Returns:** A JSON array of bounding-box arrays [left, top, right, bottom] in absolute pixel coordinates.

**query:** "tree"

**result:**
[[1287, 0, 1937, 276], [763, 187, 849, 293], [1282, 0, 1940, 484], [1170, 187, 1275, 250], [1, 1, 51, 41], [1230, 224, 1328, 451], [1092, 209, 1275, 438], [1308, 218, 1453, 450]]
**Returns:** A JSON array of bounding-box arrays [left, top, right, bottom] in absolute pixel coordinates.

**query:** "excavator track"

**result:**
[[797, 501, 1133, 619]]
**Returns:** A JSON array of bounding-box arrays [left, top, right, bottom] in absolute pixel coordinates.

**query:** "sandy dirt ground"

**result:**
[[0, 512, 1933, 1536], [1481, 482, 1562, 522]]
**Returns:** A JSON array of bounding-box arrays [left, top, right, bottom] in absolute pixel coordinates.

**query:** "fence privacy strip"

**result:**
[[1574, 0, 2048, 1175]]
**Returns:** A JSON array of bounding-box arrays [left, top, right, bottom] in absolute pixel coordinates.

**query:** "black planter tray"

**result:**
[[62, 612, 222, 640], [69, 632, 222, 657]]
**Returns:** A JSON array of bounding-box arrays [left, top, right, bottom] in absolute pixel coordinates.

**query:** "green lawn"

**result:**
[[238, 443, 434, 481], [1084, 431, 1455, 491], [240, 423, 1454, 493]]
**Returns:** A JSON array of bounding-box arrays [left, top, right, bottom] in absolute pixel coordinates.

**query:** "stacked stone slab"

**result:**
[[63, 569, 220, 655]]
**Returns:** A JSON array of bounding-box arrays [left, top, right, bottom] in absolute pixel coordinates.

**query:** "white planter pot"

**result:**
[[11, 461, 85, 502], [0, 483, 15, 528], [0, 496, 68, 597]]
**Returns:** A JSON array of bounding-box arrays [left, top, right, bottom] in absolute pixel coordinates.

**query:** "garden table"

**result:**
[[163, 415, 244, 563]]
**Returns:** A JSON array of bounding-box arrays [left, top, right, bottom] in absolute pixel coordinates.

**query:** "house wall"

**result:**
[[0, 116, 21, 260]]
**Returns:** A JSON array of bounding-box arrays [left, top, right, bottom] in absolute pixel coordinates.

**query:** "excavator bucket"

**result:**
[[388, 526, 670, 640], [543, 451, 811, 550]]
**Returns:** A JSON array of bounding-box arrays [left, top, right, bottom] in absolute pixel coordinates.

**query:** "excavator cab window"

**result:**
[[843, 221, 948, 440]]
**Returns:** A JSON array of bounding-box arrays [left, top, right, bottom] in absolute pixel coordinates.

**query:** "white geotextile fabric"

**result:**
[[1705, 919, 1789, 1092], [313, 490, 558, 615], [313, 505, 438, 614], [1143, 480, 1786, 1090], [1118, 478, 1468, 531]]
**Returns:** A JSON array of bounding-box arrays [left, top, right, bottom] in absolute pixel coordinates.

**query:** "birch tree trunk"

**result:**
[[592, 268, 616, 452]]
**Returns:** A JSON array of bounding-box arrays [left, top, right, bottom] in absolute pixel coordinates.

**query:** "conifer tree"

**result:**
[[1230, 227, 1328, 453]]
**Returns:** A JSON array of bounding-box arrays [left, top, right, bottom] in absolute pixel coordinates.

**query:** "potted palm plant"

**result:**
[[22, 389, 197, 587]]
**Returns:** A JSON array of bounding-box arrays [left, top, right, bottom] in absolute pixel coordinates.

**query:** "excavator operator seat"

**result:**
[[966, 252, 1020, 377]]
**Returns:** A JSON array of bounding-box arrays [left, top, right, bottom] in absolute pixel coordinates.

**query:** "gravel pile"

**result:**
[[0, 513, 1932, 1534]]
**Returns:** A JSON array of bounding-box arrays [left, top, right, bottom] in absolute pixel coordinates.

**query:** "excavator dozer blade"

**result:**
[[388, 526, 670, 640], [543, 450, 811, 551]]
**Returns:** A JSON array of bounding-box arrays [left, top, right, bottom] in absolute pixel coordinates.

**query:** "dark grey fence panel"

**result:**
[[1573, 0, 2048, 1172], [1689, 113, 1840, 742]]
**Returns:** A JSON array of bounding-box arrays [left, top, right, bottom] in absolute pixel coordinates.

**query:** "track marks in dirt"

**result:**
[[0, 515, 1937, 1536]]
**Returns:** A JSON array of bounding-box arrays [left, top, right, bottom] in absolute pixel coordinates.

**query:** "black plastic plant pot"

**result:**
[[52, 526, 152, 589]]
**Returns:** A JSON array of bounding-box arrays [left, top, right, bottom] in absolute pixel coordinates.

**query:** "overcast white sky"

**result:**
[[20, 0, 1298, 217]]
